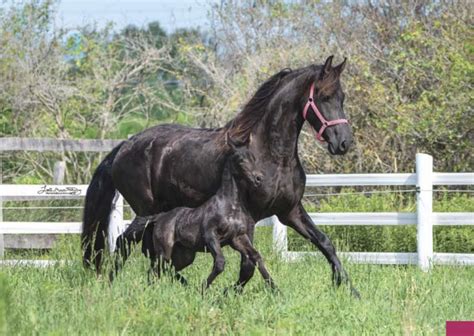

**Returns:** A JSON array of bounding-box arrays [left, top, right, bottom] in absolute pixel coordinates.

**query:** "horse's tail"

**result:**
[[81, 143, 124, 272]]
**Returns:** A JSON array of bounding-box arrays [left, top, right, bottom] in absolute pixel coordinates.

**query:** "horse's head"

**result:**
[[226, 133, 263, 189], [302, 56, 352, 155], [226, 56, 352, 156]]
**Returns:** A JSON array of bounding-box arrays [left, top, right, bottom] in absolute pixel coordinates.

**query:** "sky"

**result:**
[[55, 0, 216, 32]]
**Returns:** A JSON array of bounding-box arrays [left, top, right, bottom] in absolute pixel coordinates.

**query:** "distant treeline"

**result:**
[[1, 1, 472, 184]]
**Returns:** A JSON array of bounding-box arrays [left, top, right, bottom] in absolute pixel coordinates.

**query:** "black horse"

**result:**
[[149, 133, 275, 290], [82, 55, 359, 296]]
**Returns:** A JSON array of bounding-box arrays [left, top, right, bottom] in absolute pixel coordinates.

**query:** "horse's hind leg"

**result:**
[[171, 246, 196, 286]]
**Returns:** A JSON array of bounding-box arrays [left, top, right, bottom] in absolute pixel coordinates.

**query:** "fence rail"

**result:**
[[1, 153, 473, 268], [272, 153, 474, 269], [306, 172, 473, 186], [0, 137, 122, 152]]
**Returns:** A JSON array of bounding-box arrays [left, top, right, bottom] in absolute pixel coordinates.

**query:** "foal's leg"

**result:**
[[231, 235, 277, 290], [228, 225, 256, 293], [171, 245, 196, 286], [151, 226, 175, 281], [204, 234, 226, 289], [150, 244, 174, 284], [280, 203, 360, 298]]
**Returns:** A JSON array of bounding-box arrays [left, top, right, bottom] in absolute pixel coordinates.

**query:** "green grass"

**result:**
[[2, 229, 474, 335], [2, 191, 473, 334]]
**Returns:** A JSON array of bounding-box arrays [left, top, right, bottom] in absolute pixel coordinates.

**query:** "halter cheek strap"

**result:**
[[302, 82, 348, 143]]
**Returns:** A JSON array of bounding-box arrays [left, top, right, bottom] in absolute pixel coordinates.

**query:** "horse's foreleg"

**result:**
[[236, 255, 256, 291], [280, 203, 360, 298]]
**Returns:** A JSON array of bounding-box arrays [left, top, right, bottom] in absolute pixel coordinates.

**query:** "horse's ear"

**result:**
[[334, 57, 347, 74], [321, 55, 334, 77]]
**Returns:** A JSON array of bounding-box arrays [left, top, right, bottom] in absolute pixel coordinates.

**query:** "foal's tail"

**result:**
[[82, 143, 124, 272]]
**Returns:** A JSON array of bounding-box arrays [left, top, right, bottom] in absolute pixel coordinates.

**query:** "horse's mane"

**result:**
[[224, 68, 293, 142], [222, 63, 339, 144]]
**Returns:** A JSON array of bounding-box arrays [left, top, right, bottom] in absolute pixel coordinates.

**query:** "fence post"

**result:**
[[53, 161, 66, 184], [272, 215, 288, 255], [108, 193, 124, 253], [416, 153, 433, 271]]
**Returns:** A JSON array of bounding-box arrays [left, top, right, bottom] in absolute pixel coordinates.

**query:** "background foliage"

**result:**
[[1, 3, 473, 333], [0, 1, 472, 254], [1, 0, 472, 183]]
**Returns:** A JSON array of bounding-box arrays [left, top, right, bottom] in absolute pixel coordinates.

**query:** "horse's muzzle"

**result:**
[[326, 123, 352, 155], [328, 137, 352, 155]]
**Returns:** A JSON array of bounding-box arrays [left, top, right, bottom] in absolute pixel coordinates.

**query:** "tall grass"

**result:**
[[1, 230, 473, 335], [2, 190, 472, 334]]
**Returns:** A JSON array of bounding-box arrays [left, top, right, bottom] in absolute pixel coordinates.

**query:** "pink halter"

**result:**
[[302, 82, 348, 143]]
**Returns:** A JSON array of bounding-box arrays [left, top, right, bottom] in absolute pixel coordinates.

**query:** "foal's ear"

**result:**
[[334, 57, 347, 75], [226, 132, 242, 151], [226, 132, 251, 151]]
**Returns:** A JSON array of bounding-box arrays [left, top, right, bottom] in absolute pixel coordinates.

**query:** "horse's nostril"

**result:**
[[339, 140, 348, 152], [255, 175, 262, 185]]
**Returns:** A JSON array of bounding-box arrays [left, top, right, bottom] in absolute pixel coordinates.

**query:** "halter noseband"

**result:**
[[302, 82, 348, 143]]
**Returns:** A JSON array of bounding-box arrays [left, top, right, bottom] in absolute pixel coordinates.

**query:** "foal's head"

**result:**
[[226, 133, 263, 189]]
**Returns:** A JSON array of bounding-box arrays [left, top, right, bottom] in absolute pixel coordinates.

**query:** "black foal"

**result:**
[[147, 134, 276, 290]]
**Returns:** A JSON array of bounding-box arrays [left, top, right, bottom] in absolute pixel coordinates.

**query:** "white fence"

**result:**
[[271, 153, 474, 269], [1, 153, 473, 269]]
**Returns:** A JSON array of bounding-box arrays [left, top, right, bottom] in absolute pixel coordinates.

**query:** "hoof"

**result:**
[[223, 284, 244, 296], [108, 271, 115, 283]]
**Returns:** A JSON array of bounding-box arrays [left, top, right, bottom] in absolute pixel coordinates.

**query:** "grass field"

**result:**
[[1, 228, 473, 335]]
